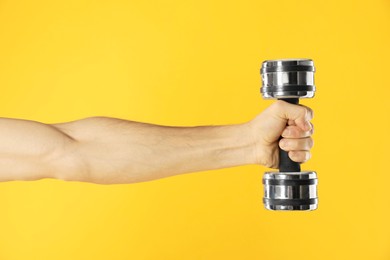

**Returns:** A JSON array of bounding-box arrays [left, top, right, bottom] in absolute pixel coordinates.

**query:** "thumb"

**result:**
[[273, 100, 313, 131]]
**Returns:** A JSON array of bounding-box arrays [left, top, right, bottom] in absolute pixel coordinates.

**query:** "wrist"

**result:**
[[218, 123, 258, 167], [244, 119, 277, 168]]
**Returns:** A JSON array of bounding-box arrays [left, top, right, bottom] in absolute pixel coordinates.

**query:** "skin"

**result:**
[[0, 100, 313, 184]]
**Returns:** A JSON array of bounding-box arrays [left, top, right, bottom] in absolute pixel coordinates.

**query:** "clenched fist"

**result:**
[[245, 100, 314, 169]]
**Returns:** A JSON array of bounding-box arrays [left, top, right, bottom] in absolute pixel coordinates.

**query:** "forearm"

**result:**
[[55, 117, 256, 184]]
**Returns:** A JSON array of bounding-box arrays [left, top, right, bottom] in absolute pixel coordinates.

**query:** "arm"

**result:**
[[0, 101, 313, 184], [0, 117, 80, 182], [51, 117, 255, 184]]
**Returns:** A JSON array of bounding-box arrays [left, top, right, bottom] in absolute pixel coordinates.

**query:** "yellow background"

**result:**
[[0, 0, 389, 259]]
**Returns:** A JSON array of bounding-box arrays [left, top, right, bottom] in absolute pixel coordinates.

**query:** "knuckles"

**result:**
[[308, 137, 314, 149], [271, 100, 313, 121]]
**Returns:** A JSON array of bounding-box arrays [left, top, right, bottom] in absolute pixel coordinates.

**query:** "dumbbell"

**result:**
[[260, 59, 318, 211]]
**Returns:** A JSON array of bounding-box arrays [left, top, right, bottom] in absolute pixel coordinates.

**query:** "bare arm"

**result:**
[[0, 117, 80, 182], [51, 117, 255, 184], [0, 101, 313, 184]]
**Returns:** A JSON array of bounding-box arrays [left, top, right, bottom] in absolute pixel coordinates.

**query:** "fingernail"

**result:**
[[280, 140, 288, 148], [305, 121, 311, 131], [282, 129, 291, 136]]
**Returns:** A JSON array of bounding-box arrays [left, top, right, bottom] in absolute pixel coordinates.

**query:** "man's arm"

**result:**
[[0, 117, 81, 182], [0, 101, 313, 184], [51, 117, 255, 184]]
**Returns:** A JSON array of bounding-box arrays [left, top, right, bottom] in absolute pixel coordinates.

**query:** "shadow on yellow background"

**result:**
[[0, 0, 389, 259]]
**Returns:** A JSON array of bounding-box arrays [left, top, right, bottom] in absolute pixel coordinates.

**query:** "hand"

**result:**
[[246, 100, 314, 168]]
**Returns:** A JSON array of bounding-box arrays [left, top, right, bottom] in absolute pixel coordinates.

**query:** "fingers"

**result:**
[[281, 124, 314, 138], [272, 100, 313, 131], [279, 137, 314, 151], [288, 151, 311, 163], [279, 137, 314, 163]]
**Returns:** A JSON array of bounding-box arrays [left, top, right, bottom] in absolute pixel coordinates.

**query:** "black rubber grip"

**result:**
[[278, 98, 301, 172]]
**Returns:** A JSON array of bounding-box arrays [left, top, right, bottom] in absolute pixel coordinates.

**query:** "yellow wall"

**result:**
[[0, 0, 389, 259]]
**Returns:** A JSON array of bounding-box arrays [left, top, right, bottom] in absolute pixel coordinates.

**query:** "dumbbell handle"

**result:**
[[278, 98, 301, 172]]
